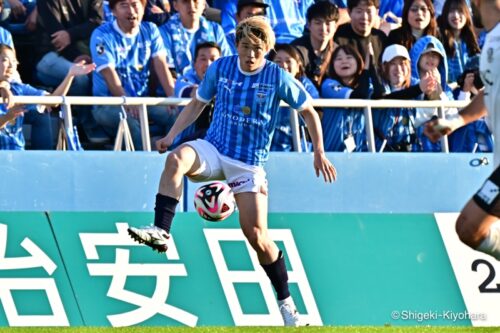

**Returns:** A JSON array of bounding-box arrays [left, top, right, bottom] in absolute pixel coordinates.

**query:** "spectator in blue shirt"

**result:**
[[373, 44, 438, 151], [269, 43, 319, 151], [159, 0, 231, 77], [219, 0, 315, 44], [171, 41, 221, 147], [90, 0, 176, 150], [226, 0, 269, 54], [321, 44, 378, 152], [0, 44, 94, 150]]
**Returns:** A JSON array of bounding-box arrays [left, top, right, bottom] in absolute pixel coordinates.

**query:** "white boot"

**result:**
[[278, 296, 300, 326]]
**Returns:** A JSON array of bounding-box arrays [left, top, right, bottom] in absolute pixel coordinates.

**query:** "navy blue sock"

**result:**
[[154, 193, 179, 233], [261, 251, 290, 301]]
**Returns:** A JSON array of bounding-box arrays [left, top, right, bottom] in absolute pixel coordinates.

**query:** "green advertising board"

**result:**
[[0, 212, 473, 327]]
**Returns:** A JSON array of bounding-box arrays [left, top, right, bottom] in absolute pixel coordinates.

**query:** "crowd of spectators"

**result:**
[[0, 0, 493, 152]]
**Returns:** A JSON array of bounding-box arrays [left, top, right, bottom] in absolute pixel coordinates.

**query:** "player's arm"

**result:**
[[424, 90, 487, 142], [156, 97, 207, 153], [300, 104, 337, 183]]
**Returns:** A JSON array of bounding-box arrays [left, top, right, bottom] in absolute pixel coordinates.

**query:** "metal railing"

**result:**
[[10, 96, 470, 153]]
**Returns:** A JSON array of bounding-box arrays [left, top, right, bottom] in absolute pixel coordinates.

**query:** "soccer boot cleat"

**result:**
[[278, 297, 301, 327], [127, 225, 170, 253]]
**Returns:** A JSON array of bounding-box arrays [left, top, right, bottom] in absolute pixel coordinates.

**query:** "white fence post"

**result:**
[[364, 106, 376, 153]]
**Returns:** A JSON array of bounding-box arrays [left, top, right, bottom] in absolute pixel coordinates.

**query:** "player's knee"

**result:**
[[244, 227, 270, 253], [165, 150, 184, 174]]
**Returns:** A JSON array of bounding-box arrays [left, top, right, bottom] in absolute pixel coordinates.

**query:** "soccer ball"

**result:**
[[194, 181, 235, 222]]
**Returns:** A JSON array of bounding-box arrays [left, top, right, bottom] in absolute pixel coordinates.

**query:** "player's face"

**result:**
[[274, 50, 300, 77], [173, 0, 205, 25], [333, 49, 357, 81], [447, 5, 466, 30], [236, 37, 268, 72], [419, 51, 441, 73], [113, 0, 144, 33], [387, 57, 410, 88], [0, 49, 17, 81], [407, 0, 431, 31], [194, 47, 221, 79], [308, 18, 337, 44], [348, 2, 377, 36], [236, 5, 266, 23]]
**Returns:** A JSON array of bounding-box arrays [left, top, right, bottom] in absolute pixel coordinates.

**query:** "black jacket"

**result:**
[[36, 0, 103, 62]]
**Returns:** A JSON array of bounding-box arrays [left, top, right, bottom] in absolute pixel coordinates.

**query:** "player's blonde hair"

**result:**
[[235, 16, 275, 52]]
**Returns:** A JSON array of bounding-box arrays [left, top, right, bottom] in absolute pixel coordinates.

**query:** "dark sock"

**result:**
[[261, 251, 290, 301], [154, 193, 179, 233]]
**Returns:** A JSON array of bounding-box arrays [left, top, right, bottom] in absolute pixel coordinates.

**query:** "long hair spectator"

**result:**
[[438, 0, 481, 84], [269, 43, 319, 151], [386, 0, 439, 50]]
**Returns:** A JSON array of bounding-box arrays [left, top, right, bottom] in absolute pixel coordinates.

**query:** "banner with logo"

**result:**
[[2, 212, 493, 327]]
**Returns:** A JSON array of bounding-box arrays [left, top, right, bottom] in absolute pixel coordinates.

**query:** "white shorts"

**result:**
[[184, 139, 267, 194]]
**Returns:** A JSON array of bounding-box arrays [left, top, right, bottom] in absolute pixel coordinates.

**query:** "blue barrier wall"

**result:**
[[0, 151, 492, 213]]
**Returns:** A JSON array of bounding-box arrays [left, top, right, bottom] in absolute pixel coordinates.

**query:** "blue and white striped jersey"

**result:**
[[196, 55, 312, 166], [90, 20, 166, 97]]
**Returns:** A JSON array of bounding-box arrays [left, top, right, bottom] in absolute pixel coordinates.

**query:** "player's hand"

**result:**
[[419, 72, 437, 95], [462, 72, 475, 93], [424, 115, 464, 142], [51, 30, 71, 52], [9, 0, 26, 18], [150, 4, 164, 13], [24, 6, 37, 32], [6, 104, 27, 120], [69, 61, 96, 76], [314, 151, 337, 183], [156, 135, 174, 154], [124, 105, 141, 119], [73, 55, 92, 64], [0, 83, 14, 109]]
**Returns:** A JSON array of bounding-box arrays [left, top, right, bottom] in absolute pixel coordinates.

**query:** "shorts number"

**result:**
[[471, 259, 500, 293]]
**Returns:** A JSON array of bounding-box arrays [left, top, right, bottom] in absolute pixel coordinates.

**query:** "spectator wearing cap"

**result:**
[[226, 0, 269, 53], [292, 1, 339, 89], [158, 0, 231, 77], [334, 0, 386, 83], [372, 44, 438, 151]]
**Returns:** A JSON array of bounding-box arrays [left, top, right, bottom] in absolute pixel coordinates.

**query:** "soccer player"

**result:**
[[128, 16, 337, 326], [424, 0, 500, 260]]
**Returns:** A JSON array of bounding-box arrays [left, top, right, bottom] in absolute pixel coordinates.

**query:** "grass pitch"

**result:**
[[0, 327, 499, 333]]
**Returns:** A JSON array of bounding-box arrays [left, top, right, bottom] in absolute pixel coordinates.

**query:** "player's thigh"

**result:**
[[458, 166, 500, 237], [182, 139, 224, 181], [166, 143, 202, 175], [235, 192, 269, 237], [458, 199, 498, 236]]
